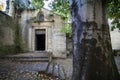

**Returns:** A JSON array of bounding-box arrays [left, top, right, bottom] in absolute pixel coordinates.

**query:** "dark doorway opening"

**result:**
[[35, 29, 45, 51]]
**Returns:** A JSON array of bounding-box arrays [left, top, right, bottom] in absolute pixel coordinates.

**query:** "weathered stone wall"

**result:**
[[42, 9, 66, 57], [110, 29, 120, 55], [0, 11, 15, 55], [110, 29, 120, 50], [52, 14, 66, 58], [19, 10, 39, 51]]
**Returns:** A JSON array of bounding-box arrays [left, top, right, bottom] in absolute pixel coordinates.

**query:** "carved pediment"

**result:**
[[28, 10, 54, 23]]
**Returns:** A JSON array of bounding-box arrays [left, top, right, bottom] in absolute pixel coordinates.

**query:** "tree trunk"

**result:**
[[69, 0, 120, 80]]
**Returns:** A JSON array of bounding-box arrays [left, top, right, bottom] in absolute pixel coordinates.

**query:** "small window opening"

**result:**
[[39, 14, 44, 21]]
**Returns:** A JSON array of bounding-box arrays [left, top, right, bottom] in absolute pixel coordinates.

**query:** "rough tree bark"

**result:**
[[69, 0, 120, 80]]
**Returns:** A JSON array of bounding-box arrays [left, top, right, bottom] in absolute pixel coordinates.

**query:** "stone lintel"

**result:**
[[32, 21, 53, 27]]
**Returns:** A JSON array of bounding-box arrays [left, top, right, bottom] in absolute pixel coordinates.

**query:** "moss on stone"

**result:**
[[0, 45, 16, 56], [0, 12, 23, 56]]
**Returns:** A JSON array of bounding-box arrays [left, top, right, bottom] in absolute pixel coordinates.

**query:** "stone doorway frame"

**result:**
[[28, 26, 48, 52], [35, 29, 46, 51]]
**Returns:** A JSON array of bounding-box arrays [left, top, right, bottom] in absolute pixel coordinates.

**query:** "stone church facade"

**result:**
[[19, 9, 66, 58]]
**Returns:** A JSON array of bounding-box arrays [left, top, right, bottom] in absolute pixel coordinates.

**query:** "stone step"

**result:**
[[0, 52, 52, 62], [8, 52, 52, 57], [12, 58, 49, 62], [0, 57, 50, 62]]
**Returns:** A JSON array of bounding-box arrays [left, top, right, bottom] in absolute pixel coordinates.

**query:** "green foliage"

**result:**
[[32, 0, 44, 10], [51, 0, 70, 17], [51, 0, 72, 36], [61, 23, 72, 37], [107, 0, 120, 30]]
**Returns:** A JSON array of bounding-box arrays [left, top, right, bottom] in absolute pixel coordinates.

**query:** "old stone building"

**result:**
[[19, 9, 66, 58], [0, 0, 67, 57]]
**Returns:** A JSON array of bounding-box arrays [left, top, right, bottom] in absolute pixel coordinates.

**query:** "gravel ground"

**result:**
[[0, 60, 49, 80], [0, 56, 119, 80]]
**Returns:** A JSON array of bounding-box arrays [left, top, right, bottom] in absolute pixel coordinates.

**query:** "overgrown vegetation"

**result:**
[[51, 0, 72, 36], [61, 23, 72, 37], [107, 0, 120, 30], [32, 0, 44, 10]]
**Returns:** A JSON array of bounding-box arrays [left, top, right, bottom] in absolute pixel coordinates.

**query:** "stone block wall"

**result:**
[[19, 10, 39, 51], [52, 14, 66, 58], [110, 29, 120, 55], [110, 29, 120, 50], [0, 11, 15, 55]]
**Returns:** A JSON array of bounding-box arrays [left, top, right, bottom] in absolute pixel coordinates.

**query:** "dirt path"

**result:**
[[0, 55, 119, 80]]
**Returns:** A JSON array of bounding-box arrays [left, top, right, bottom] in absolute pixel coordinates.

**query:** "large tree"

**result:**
[[70, 0, 120, 80]]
